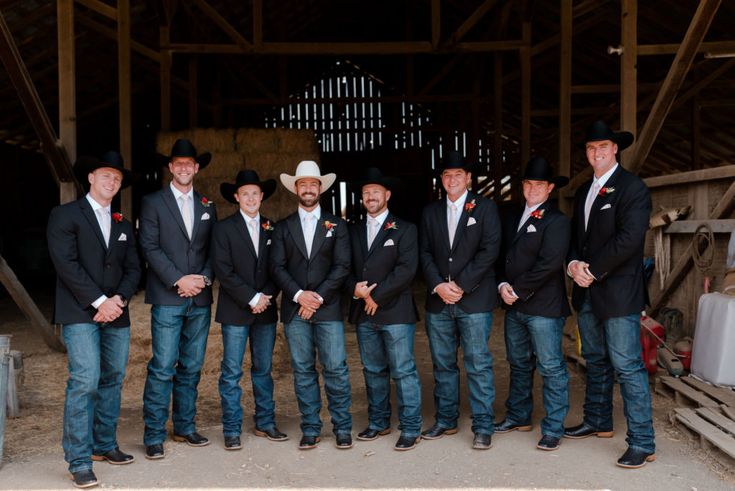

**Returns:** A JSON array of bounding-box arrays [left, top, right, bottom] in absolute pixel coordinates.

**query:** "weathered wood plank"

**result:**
[[664, 219, 735, 234], [659, 376, 720, 407], [696, 407, 735, 436], [643, 164, 735, 188], [680, 377, 735, 405], [673, 408, 735, 459]]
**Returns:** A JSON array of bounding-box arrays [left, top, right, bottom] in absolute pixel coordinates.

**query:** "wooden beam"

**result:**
[[431, 0, 440, 49], [447, 0, 499, 46], [638, 40, 735, 56], [417, 55, 464, 96], [0, 255, 65, 352], [643, 164, 735, 188], [189, 57, 198, 127], [118, 0, 132, 218], [664, 219, 735, 234], [558, 0, 572, 213], [628, 0, 721, 175], [252, 0, 262, 49], [649, 178, 735, 317], [493, 53, 503, 202], [620, 0, 637, 162], [75, 0, 117, 20], [160, 25, 171, 131], [520, 6, 531, 166], [58, 0, 77, 204], [77, 14, 160, 62], [191, 0, 252, 51]]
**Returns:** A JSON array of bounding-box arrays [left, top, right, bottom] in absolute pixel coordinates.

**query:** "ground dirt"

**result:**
[[0, 287, 733, 490]]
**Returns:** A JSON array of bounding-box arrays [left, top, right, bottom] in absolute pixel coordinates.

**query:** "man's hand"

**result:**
[[251, 294, 272, 314], [298, 305, 315, 320], [364, 296, 379, 316], [353, 281, 377, 299], [435, 282, 463, 304], [569, 261, 595, 288], [176, 274, 205, 297], [499, 284, 518, 305], [297, 290, 323, 318], [93, 297, 123, 323]]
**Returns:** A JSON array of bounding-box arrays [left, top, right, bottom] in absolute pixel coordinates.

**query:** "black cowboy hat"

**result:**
[[219, 169, 276, 204], [157, 138, 212, 169], [435, 150, 478, 175], [582, 120, 634, 151], [74, 150, 134, 189], [349, 167, 402, 192], [521, 156, 569, 189]]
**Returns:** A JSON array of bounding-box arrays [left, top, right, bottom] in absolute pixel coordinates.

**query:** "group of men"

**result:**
[[47, 119, 656, 489]]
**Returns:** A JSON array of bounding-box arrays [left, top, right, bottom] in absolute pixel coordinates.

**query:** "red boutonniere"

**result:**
[[323, 220, 337, 231], [530, 209, 545, 220], [384, 221, 398, 231], [598, 186, 615, 197], [464, 199, 477, 213], [201, 196, 211, 207], [111, 212, 123, 223], [261, 220, 274, 232]]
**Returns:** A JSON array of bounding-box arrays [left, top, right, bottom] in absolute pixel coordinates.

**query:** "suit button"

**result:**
[[449, 258, 453, 262], [506, 258, 511, 264]]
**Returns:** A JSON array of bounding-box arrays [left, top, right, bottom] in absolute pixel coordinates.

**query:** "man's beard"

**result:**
[[298, 193, 320, 208]]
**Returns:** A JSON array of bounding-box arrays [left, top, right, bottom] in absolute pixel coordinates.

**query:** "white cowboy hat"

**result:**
[[280, 160, 336, 194]]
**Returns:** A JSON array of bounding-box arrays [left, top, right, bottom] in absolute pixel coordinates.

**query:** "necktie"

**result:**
[[96, 208, 110, 246], [304, 214, 315, 257], [249, 218, 259, 257], [448, 203, 458, 247], [367, 217, 379, 249], [584, 182, 600, 230], [180, 194, 193, 239]]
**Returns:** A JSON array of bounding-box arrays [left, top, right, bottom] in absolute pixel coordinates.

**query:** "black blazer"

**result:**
[[420, 191, 502, 314], [497, 201, 571, 318], [568, 165, 651, 319], [346, 213, 419, 325], [139, 186, 217, 306], [270, 210, 351, 323], [212, 212, 278, 326], [47, 197, 141, 327]]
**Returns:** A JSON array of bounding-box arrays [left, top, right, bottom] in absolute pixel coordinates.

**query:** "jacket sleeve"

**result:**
[[315, 219, 351, 303], [116, 221, 141, 300], [419, 207, 444, 290], [212, 222, 258, 310], [138, 195, 185, 287], [512, 214, 571, 300], [454, 199, 502, 292], [371, 224, 419, 305], [46, 206, 105, 308], [269, 223, 303, 301]]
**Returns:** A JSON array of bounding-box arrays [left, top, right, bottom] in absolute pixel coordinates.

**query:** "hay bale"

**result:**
[[235, 129, 278, 153]]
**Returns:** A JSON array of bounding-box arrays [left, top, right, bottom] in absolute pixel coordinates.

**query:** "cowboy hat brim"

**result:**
[[280, 172, 336, 194], [220, 179, 276, 204]]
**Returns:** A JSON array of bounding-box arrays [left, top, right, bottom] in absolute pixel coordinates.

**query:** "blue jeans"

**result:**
[[503, 310, 569, 439], [356, 322, 422, 438], [284, 318, 352, 436], [577, 295, 655, 453], [219, 323, 277, 436], [425, 306, 495, 434], [143, 299, 211, 445], [62, 323, 130, 473]]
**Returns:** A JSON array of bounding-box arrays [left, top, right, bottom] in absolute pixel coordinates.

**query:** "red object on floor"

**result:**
[[640, 315, 665, 374]]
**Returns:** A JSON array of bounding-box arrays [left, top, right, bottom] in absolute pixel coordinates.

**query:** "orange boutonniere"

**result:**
[[464, 199, 477, 213], [384, 221, 398, 231], [323, 220, 337, 231], [111, 212, 123, 223], [201, 196, 211, 207], [598, 186, 615, 197], [261, 220, 274, 231], [530, 209, 545, 220]]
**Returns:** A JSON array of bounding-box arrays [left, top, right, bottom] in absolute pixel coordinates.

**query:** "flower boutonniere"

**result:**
[[598, 186, 615, 197], [111, 212, 123, 223], [323, 220, 337, 231], [261, 220, 274, 232], [530, 209, 545, 220], [201, 196, 211, 207], [464, 199, 477, 213], [384, 221, 398, 231]]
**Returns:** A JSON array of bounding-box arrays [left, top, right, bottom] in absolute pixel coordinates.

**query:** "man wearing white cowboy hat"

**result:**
[[269, 160, 353, 450]]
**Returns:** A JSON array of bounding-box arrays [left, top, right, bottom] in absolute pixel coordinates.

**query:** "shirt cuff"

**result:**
[[249, 293, 261, 308], [293, 290, 303, 303], [497, 282, 510, 292], [567, 260, 580, 278], [91, 295, 108, 309]]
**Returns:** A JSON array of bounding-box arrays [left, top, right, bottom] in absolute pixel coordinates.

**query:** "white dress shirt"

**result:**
[[240, 210, 263, 308], [367, 208, 389, 248], [86, 194, 111, 309], [293, 206, 324, 304], [170, 182, 195, 236], [498, 200, 546, 298]]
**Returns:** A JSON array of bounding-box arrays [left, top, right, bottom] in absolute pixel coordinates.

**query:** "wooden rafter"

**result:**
[[75, 0, 116, 20], [191, 0, 251, 51], [639, 40, 735, 56], [446, 0, 499, 46]]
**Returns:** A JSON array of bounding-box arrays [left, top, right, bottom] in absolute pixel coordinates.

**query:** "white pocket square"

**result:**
[[526, 224, 537, 233], [266, 239, 271, 245], [383, 239, 395, 246], [201, 212, 211, 220], [600, 203, 612, 210], [326, 230, 333, 238], [117, 233, 127, 241], [467, 217, 477, 226]]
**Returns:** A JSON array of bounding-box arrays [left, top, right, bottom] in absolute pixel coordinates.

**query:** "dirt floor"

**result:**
[[1, 287, 734, 490]]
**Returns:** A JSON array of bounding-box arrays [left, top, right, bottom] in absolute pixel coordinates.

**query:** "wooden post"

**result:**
[[431, 0, 440, 50], [253, 0, 263, 49], [493, 53, 503, 201], [691, 68, 701, 170], [58, 0, 77, 204], [160, 25, 171, 131], [520, 7, 531, 168], [620, 0, 637, 164], [118, 0, 132, 217], [189, 57, 198, 128], [558, 0, 572, 213]]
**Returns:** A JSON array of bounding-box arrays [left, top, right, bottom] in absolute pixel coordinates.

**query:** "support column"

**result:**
[[58, 0, 76, 204], [160, 25, 171, 131], [621, 0, 637, 163], [558, 0, 572, 213], [493, 53, 503, 201], [118, 0, 132, 217]]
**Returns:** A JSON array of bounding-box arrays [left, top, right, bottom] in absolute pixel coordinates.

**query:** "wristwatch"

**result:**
[[202, 275, 213, 287], [117, 294, 128, 307]]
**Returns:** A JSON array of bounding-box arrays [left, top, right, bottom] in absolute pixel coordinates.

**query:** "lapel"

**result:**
[[78, 198, 108, 251], [436, 199, 451, 253], [234, 213, 258, 259], [162, 186, 191, 241], [286, 213, 309, 260], [257, 216, 272, 263], [191, 191, 205, 241], [357, 219, 369, 260], [450, 193, 474, 253], [310, 213, 329, 260], [367, 213, 393, 258], [513, 201, 550, 246], [107, 215, 122, 256], [511, 206, 529, 245], [584, 165, 623, 241]]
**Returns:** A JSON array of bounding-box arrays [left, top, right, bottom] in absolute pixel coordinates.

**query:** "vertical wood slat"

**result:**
[[58, 0, 77, 204], [160, 26, 171, 131], [620, 0, 637, 166], [558, 0, 572, 214], [118, 0, 132, 217], [493, 53, 503, 201]]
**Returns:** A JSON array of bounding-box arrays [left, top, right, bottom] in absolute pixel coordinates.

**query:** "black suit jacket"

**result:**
[[270, 210, 351, 323], [568, 165, 651, 319], [47, 197, 141, 327], [420, 191, 502, 314], [212, 212, 279, 326], [346, 213, 419, 325], [139, 186, 217, 306], [497, 201, 571, 318]]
